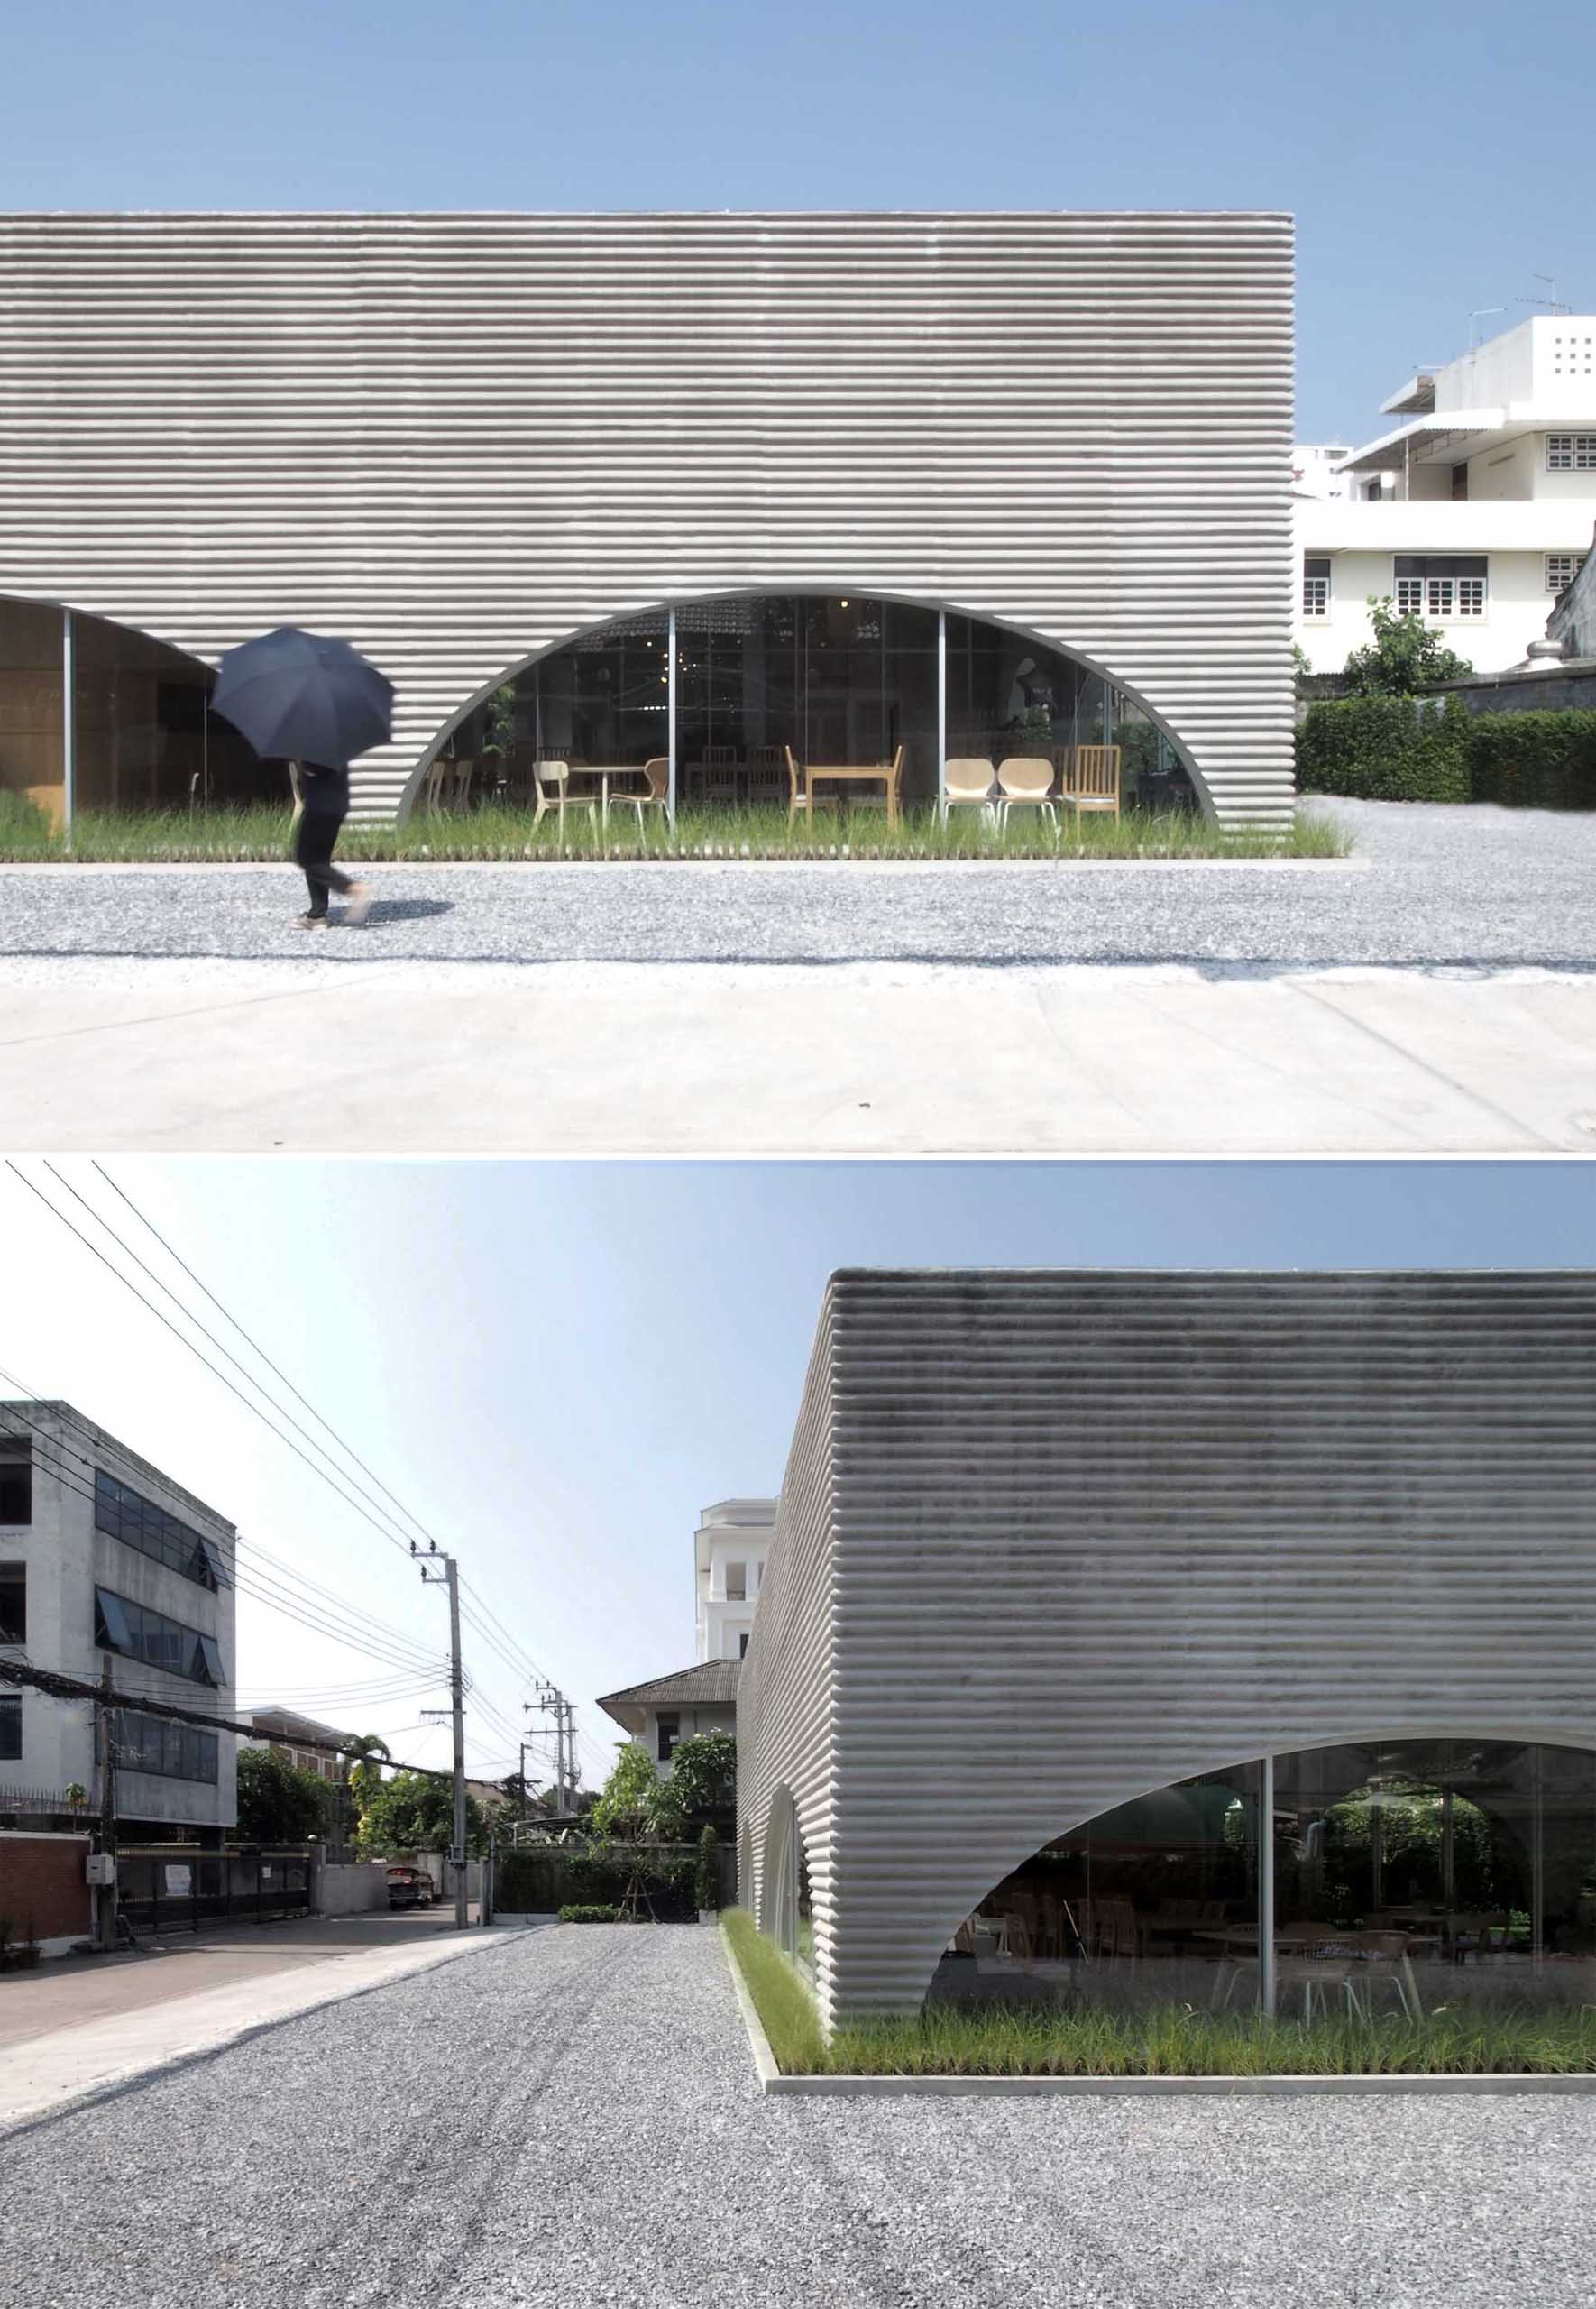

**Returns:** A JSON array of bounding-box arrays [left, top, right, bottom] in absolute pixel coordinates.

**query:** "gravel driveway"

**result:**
[[3, 1927, 1591, 2309], [1, 801, 1592, 971]]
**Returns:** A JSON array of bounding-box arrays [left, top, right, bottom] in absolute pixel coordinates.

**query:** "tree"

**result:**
[[344, 1734, 392, 1841], [590, 1743, 674, 1841], [665, 1731, 737, 1820], [356, 1769, 487, 1857], [694, 1823, 720, 1914], [236, 1745, 330, 1844], [1342, 597, 1473, 695]]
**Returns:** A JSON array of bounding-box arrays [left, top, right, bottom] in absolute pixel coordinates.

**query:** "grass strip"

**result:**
[[722, 1912, 1596, 2075], [0, 801, 1349, 864], [721, 1909, 826, 2074]]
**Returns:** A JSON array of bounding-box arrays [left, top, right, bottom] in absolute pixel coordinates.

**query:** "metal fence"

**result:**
[[116, 1844, 312, 1936]]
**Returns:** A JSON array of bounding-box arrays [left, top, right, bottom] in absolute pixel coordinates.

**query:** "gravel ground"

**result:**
[[4, 1927, 1593, 2309], [1, 801, 1592, 971]]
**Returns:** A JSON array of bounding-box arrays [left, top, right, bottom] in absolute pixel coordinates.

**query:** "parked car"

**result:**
[[386, 1866, 435, 1910]]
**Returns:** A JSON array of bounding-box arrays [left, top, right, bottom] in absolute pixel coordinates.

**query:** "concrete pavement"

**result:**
[[0, 1909, 519, 2133], [1, 955, 1591, 1151]]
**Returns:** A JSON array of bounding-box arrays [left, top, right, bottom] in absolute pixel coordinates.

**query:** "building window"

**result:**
[[656, 1711, 680, 1764], [0, 1695, 19, 1761], [724, 1559, 747, 1602], [0, 1563, 24, 1646], [739, 1632, 749, 1659], [1546, 435, 1596, 472], [1302, 557, 1331, 618], [94, 1586, 225, 1687], [0, 1455, 29, 1526], [1546, 554, 1587, 593], [98, 1706, 217, 1784], [95, 1468, 225, 1591], [1394, 557, 1488, 620]]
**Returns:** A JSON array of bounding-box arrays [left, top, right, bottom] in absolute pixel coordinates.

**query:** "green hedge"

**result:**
[[1298, 700, 1596, 810], [1465, 712, 1596, 811], [497, 1843, 697, 1919], [558, 1904, 620, 1924], [1295, 695, 1471, 804]]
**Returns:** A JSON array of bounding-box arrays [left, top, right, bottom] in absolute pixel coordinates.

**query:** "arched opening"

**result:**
[[402, 592, 1202, 827], [0, 594, 271, 833], [758, 1787, 814, 1982], [926, 1737, 1596, 2022]]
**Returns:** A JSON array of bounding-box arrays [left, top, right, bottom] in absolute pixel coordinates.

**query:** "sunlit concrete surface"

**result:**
[[0, 956, 1591, 1153]]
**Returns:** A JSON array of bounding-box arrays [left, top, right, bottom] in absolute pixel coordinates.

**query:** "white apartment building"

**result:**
[[694, 1498, 776, 1664], [0, 1402, 237, 1835], [1295, 315, 1596, 674], [596, 1497, 776, 1777]]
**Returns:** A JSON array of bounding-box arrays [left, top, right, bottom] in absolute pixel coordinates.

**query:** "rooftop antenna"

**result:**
[[1468, 306, 1504, 349], [1517, 272, 1572, 315]]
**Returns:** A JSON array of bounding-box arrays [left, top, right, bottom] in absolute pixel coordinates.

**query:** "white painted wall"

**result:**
[[694, 1499, 775, 1664], [313, 1860, 388, 1917]]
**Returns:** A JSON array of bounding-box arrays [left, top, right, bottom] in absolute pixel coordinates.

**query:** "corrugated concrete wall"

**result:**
[[738, 1269, 1596, 2029], [0, 211, 1295, 825]]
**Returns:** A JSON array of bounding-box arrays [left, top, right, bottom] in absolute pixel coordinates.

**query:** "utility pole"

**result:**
[[415, 1542, 468, 1931], [528, 1682, 570, 1815], [94, 1658, 118, 1953]]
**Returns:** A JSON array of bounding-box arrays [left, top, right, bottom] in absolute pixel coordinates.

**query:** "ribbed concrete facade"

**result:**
[[0, 210, 1295, 823], [737, 1270, 1596, 2030]]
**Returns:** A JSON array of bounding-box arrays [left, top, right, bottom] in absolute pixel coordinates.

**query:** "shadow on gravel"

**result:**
[[346, 897, 456, 925]]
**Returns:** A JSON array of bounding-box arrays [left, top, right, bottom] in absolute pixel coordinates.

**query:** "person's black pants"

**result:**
[[294, 799, 353, 915]]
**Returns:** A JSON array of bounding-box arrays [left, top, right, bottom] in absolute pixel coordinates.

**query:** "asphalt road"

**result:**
[[1, 802, 1592, 971], [3, 1927, 1592, 2309]]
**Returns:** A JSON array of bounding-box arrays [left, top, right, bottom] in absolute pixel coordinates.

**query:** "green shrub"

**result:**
[[558, 1903, 620, 1924], [1465, 711, 1596, 811], [694, 1824, 720, 1914], [496, 1842, 696, 1918], [1296, 695, 1471, 804]]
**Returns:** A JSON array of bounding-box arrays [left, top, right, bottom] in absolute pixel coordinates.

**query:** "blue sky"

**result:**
[[3, 1157, 1591, 1791], [3, 0, 1588, 440]]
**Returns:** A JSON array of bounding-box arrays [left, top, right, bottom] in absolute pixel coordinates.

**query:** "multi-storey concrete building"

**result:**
[[738, 1270, 1596, 2035], [0, 1402, 237, 1838], [1295, 314, 1596, 675], [0, 209, 1296, 832]]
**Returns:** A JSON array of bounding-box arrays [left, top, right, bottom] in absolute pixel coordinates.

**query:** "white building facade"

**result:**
[[695, 1498, 776, 1664], [0, 1403, 237, 1836], [1295, 316, 1596, 675]]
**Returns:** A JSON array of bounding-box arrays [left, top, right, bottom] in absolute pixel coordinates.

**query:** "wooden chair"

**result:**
[[609, 756, 669, 847], [531, 759, 598, 848], [996, 756, 1058, 833], [698, 744, 741, 807], [785, 744, 841, 829], [1069, 745, 1122, 821], [421, 755, 475, 814], [943, 758, 996, 823], [747, 744, 785, 805]]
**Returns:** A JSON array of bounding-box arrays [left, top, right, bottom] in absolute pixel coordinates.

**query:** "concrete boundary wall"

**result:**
[[0, 210, 1295, 826], [738, 1269, 1596, 2033]]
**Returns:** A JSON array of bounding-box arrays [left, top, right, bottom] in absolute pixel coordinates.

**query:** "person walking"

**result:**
[[209, 625, 392, 933], [292, 758, 372, 929]]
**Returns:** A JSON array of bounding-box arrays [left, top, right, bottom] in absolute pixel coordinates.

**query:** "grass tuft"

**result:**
[[0, 801, 1350, 864], [722, 1915, 1596, 2076]]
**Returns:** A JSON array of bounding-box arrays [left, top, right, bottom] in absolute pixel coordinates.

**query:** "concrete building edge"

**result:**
[[0, 1926, 537, 2147]]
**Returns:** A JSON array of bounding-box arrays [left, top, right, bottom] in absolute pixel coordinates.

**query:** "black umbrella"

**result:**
[[210, 627, 393, 770]]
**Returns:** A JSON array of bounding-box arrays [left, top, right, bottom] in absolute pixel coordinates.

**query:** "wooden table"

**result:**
[[565, 765, 650, 829], [804, 761, 903, 826]]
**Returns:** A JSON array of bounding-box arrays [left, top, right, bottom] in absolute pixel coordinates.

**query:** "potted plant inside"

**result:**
[[695, 1824, 720, 1925]]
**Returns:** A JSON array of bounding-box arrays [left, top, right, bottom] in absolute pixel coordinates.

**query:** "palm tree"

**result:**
[[344, 1734, 392, 1844]]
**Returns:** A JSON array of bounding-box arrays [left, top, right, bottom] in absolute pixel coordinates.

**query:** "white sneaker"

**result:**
[[344, 881, 374, 926]]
